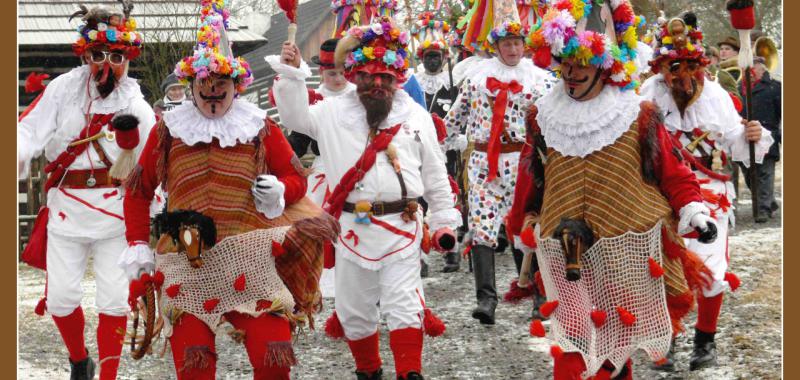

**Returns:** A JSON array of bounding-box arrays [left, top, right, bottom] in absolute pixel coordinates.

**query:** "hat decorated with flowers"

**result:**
[[334, 16, 411, 83], [526, 0, 640, 89], [331, 0, 399, 38], [648, 11, 708, 73], [174, 0, 254, 94], [411, 11, 451, 58], [70, 3, 143, 60], [462, 0, 528, 53], [517, 0, 546, 31]]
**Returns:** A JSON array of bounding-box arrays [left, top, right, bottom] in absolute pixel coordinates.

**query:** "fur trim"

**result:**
[[324, 311, 345, 339], [637, 101, 664, 186], [503, 279, 535, 304], [423, 308, 446, 337], [667, 291, 694, 335]]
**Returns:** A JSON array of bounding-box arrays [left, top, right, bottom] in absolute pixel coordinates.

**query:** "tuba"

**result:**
[[720, 56, 742, 82], [755, 36, 780, 80]]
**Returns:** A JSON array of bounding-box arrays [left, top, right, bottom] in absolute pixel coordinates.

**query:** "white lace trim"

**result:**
[[162, 99, 267, 147], [117, 242, 155, 280], [67, 65, 145, 114], [414, 65, 451, 94], [468, 57, 553, 97], [338, 88, 417, 129], [537, 83, 641, 158]]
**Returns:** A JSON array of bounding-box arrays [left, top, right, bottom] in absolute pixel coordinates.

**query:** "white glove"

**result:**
[[117, 242, 155, 281], [252, 174, 286, 219], [454, 134, 469, 152], [690, 213, 716, 231]]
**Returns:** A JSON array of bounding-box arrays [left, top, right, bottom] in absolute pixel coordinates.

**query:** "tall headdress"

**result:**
[[648, 11, 708, 74], [70, 1, 143, 60], [462, 0, 528, 53], [331, 0, 399, 38], [526, 0, 640, 89], [334, 16, 411, 83], [410, 11, 451, 58], [174, 0, 254, 94], [517, 0, 545, 31]]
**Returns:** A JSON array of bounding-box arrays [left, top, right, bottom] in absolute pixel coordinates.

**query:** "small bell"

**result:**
[[711, 149, 723, 172]]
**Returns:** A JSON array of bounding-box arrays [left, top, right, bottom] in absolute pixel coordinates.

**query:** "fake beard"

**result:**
[[94, 65, 118, 99], [358, 85, 394, 130], [667, 70, 704, 115]]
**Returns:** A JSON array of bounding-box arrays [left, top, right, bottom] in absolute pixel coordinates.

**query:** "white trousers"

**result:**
[[334, 251, 425, 340], [45, 231, 129, 317]]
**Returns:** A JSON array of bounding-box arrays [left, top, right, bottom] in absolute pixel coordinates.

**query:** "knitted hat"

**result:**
[[334, 16, 411, 83], [160, 73, 184, 93], [411, 11, 451, 58], [463, 0, 529, 53], [174, 0, 254, 94], [526, 0, 640, 89], [70, 3, 143, 60], [330, 0, 398, 38], [312, 39, 340, 68], [648, 11, 709, 74]]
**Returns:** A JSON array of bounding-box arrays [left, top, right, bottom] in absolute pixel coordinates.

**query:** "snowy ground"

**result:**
[[18, 166, 782, 379]]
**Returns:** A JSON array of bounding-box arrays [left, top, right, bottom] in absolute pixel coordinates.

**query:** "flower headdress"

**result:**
[[334, 16, 411, 83], [331, 0, 398, 38], [411, 12, 451, 58], [174, 0, 254, 94], [526, 0, 640, 89], [648, 12, 708, 74], [70, 3, 143, 60], [463, 0, 529, 53]]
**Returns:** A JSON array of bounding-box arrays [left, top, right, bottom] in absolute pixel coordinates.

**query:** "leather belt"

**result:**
[[59, 169, 120, 189], [343, 199, 413, 216], [473, 141, 525, 153]]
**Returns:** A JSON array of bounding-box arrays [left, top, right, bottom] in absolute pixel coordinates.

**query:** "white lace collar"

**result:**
[[414, 65, 451, 94], [337, 88, 416, 129], [639, 73, 741, 134], [162, 99, 267, 147], [318, 82, 356, 98], [468, 57, 553, 97], [67, 65, 144, 114], [537, 82, 641, 158]]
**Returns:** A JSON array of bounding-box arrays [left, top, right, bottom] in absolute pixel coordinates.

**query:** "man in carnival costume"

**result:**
[[17, 4, 152, 379], [445, 0, 554, 325], [639, 11, 772, 371], [508, 1, 722, 378], [268, 16, 459, 380], [120, 2, 337, 379]]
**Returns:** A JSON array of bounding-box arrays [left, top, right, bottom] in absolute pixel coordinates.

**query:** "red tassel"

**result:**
[[423, 308, 446, 337], [503, 279, 534, 304], [529, 319, 545, 337], [648, 257, 665, 278], [461, 243, 473, 259], [324, 311, 345, 339], [725, 272, 741, 292], [590, 310, 607, 328], [520, 226, 537, 248], [616, 306, 636, 326], [271, 240, 287, 258], [233, 274, 246, 292], [165, 284, 181, 298], [550, 345, 564, 360], [540, 300, 559, 318], [129, 279, 145, 300], [667, 291, 694, 335], [203, 298, 220, 313], [153, 271, 165, 289], [34, 297, 47, 316]]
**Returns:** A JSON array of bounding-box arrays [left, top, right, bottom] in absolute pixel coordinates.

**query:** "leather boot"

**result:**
[[442, 251, 461, 273], [690, 328, 717, 370], [400, 372, 424, 380], [70, 352, 96, 380], [471, 245, 497, 325], [651, 337, 676, 372], [420, 260, 429, 278], [512, 248, 524, 274], [356, 368, 383, 380]]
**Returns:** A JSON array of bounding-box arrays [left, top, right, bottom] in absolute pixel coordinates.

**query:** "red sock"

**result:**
[[97, 314, 127, 380], [52, 306, 88, 362], [696, 293, 724, 333], [346, 332, 382, 373], [389, 327, 423, 378]]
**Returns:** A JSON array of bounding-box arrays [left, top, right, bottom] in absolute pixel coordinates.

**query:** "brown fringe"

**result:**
[[291, 154, 314, 178], [264, 341, 297, 368], [123, 164, 144, 193], [181, 345, 216, 371], [255, 126, 269, 176], [636, 101, 664, 186], [291, 213, 341, 242], [155, 121, 172, 191]]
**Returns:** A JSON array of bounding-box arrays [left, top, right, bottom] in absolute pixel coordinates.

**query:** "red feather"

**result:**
[[233, 274, 246, 292], [503, 279, 534, 304], [648, 257, 665, 278], [529, 319, 546, 337], [423, 308, 446, 337], [590, 309, 607, 328], [203, 298, 221, 313], [540, 300, 559, 318], [165, 284, 181, 298], [277, 0, 297, 23], [725, 272, 741, 292], [616, 306, 636, 326], [325, 311, 345, 339], [24, 72, 49, 94]]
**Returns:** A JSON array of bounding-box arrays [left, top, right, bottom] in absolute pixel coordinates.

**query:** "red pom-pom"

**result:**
[[325, 311, 345, 339], [529, 319, 546, 337], [203, 298, 220, 313], [24, 72, 49, 94], [271, 240, 287, 258], [520, 226, 537, 248], [612, 3, 635, 23], [432, 113, 447, 143], [533, 47, 551, 68], [139, 272, 152, 284], [540, 300, 559, 318], [423, 308, 446, 337], [616, 306, 636, 326], [590, 309, 607, 328], [34, 297, 47, 316], [728, 7, 755, 30], [550, 345, 564, 359], [503, 279, 535, 303], [153, 271, 165, 289], [648, 257, 665, 278], [165, 284, 181, 298], [725, 272, 741, 292], [129, 279, 145, 299], [233, 274, 246, 292]]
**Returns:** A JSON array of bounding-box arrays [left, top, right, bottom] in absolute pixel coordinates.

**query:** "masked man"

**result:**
[[510, 1, 721, 378], [17, 5, 152, 379], [640, 12, 773, 371], [445, 0, 554, 325], [268, 16, 460, 380], [120, 3, 336, 379]]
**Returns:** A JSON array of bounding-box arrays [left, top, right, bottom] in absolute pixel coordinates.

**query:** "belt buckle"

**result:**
[[372, 201, 385, 216], [86, 175, 97, 188]]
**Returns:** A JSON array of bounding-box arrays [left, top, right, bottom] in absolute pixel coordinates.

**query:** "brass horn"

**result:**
[[754, 36, 779, 73]]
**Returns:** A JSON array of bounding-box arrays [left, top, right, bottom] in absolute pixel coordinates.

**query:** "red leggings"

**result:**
[[169, 311, 295, 380]]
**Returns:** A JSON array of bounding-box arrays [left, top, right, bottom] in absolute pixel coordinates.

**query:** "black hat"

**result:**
[[160, 73, 184, 93], [311, 38, 339, 68]]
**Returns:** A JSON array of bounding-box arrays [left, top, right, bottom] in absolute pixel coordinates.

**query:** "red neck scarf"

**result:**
[[486, 77, 523, 182]]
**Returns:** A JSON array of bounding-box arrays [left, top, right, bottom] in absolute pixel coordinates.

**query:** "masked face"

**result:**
[[354, 71, 397, 129], [661, 59, 704, 115], [85, 47, 128, 99], [422, 50, 444, 74], [560, 58, 606, 101], [321, 67, 348, 92], [191, 75, 236, 119], [495, 37, 525, 66]]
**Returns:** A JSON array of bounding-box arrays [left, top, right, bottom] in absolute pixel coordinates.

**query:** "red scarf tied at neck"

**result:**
[[485, 77, 523, 182]]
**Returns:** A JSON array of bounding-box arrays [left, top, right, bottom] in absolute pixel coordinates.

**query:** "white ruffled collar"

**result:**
[[162, 99, 267, 147], [337, 88, 416, 129], [67, 65, 144, 114], [318, 82, 356, 98], [414, 65, 451, 94], [537, 82, 641, 158], [469, 57, 553, 97]]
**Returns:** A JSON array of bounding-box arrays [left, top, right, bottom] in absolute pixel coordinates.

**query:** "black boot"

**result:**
[[690, 328, 717, 371], [400, 371, 425, 380], [356, 368, 383, 380], [420, 260, 429, 278], [471, 245, 497, 325], [651, 337, 677, 372], [442, 251, 461, 273], [69, 354, 96, 380]]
